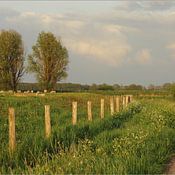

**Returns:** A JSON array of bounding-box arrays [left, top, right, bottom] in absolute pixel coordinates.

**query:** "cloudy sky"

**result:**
[[1, 1, 175, 86]]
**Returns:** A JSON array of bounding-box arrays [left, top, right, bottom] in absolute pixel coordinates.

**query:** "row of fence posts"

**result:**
[[8, 95, 133, 154]]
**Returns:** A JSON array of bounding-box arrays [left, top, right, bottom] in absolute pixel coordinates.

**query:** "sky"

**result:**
[[0, 1, 175, 86]]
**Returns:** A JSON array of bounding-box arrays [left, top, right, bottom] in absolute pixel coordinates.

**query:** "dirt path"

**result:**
[[165, 157, 175, 174]]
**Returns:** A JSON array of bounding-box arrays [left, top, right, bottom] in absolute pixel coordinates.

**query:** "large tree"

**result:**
[[0, 30, 25, 91], [28, 32, 69, 91]]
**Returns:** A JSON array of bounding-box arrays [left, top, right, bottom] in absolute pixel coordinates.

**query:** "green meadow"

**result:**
[[0, 93, 175, 174]]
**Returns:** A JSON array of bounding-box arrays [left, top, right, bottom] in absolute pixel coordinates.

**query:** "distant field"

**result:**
[[0, 93, 175, 173]]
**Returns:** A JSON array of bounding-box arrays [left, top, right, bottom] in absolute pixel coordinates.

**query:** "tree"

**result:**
[[0, 30, 25, 91], [126, 84, 143, 90], [98, 84, 114, 91], [28, 32, 69, 91]]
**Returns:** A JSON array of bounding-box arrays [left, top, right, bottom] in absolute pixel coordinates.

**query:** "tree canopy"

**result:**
[[28, 32, 69, 91], [0, 30, 24, 91]]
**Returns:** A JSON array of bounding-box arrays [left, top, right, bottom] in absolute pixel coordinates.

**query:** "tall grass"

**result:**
[[0, 94, 175, 173], [30, 99, 175, 174]]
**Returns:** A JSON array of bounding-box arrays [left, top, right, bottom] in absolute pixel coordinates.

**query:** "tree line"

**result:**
[[8, 82, 173, 93], [4, 82, 144, 92], [0, 29, 69, 92]]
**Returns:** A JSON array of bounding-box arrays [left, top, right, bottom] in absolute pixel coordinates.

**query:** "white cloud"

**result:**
[[65, 37, 131, 67], [1, 5, 174, 68], [167, 43, 175, 58], [135, 49, 152, 64], [63, 20, 85, 29], [112, 10, 175, 24], [63, 22, 131, 67], [168, 43, 175, 50], [5, 12, 85, 33], [100, 2, 175, 26], [103, 24, 140, 33], [138, 1, 175, 11], [2, 10, 132, 67], [116, 1, 175, 11]]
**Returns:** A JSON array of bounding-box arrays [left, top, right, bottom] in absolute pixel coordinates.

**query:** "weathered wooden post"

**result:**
[[110, 97, 114, 115], [45, 105, 51, 138], [126, 95, 129, 106], [120, 95, 123, 109], [122, 96, 126, 108], [115, 96, 120, 112], [9, 107, 16, 153], [128, 95, 131, 103], [87, 101, 92, 121], [72, 102, 77, 125], [100, 99, 104, 119]]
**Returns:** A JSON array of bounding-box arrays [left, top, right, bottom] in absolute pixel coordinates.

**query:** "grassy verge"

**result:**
[[1, 95, 175, 174], [0, 94, 141, 173], [25, 100, 175, 174]]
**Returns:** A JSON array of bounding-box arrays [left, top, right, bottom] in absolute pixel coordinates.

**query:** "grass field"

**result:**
[[0, 93, 175, 173]]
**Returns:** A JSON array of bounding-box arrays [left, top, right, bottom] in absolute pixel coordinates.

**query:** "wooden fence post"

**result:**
[[72, 102, 77, 125], [122, 96, 126, 108], [126, 95, 129, 107], [120, 96, 123, 109], [116, 96, 120, 112], [128, 95, 131, 103], [100, 99, 104, 119], [87, 101, 92, 121], [45, 105, 51, 138], [9, 107, 16, 153], [110, 97, 114, 115]]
